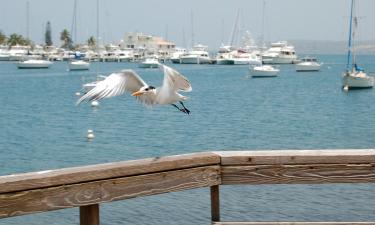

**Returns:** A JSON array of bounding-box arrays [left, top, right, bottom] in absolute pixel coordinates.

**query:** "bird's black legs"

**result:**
[[179, 101, 190, 114], [171, 102, 190, 114]]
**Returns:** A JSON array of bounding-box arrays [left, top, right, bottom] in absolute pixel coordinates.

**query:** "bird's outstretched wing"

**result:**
[[159, 64, 192, 93], [76, 70, 147, 105]]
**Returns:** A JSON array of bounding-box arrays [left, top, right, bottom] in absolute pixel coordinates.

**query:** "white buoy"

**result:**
[[343, 85, 349, 92], [75, 92, 81, 96], [91, 100, 99, 107], [87, 129, 95, 139]]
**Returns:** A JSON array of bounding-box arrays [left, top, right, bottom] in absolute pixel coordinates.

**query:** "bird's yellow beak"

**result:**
[[131, 91, 144, 97]]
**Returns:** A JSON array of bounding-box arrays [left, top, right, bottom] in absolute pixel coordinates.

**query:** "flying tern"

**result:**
[[76, 64, 192, 114]]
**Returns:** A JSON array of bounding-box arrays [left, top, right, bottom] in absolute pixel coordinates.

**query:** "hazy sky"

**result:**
[[1, 0, 374, 49]]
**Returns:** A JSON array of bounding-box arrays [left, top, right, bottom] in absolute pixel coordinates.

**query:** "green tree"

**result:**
[[87, 36, 96, 50], [45, 21, 53, 46], [0, 31, 7, 45], [7, 33, 30, 46], [60, 29, 73, 49]]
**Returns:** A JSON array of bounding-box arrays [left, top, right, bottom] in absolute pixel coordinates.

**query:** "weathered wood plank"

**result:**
[[211, 185, 220, 222], [0, 165, 220, 218], [213, 222, 375, 225], [215, 150, 375, 166], [221, 164, 375, 185], [80, 204, 99, 225], [0, 152, 220, 194]]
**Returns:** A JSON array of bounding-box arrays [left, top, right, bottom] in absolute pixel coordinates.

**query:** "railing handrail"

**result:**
[[1, 149, 375, 223]]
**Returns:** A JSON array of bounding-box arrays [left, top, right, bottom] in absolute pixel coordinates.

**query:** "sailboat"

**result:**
[[342, 0, 374, 90], [249, 0, 279, 78], [68, 0, 90, 71]]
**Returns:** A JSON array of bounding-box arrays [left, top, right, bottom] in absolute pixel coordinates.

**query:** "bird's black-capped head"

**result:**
[[131, 86, 156, 96]]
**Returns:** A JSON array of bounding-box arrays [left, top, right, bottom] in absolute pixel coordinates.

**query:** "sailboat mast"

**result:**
[[261, 0, 265, 48], [346, 0, 354, 71], [190, 10, 195, 48]]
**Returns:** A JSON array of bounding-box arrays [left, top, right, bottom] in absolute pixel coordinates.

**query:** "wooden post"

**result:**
[[80, 204, 100, 225], [211, 185, 220, 222]]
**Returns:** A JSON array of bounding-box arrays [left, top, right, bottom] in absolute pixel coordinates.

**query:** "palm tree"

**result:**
[[0, 31, 7, 45], [87, 36, 96, 50], [60, 29, 73, 49], [7, 33, 30, 47]]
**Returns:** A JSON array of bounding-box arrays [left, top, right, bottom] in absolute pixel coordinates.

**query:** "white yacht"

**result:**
[[216, 47, 261, 65], [250, 65, 279, 78], [262, 41, 297, 64], [139, 57, 159, 68], [180, 44, 211, 64], [16, 59, 53, 69], [295, 57, 321, 72], [342, 0, 373, 89], [68, 60, 90, 71], [0, 46, 10, 61], [170, 47, 187, 64]]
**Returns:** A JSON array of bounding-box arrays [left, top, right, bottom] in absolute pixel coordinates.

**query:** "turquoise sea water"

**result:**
[[1, 55, 375, 224]]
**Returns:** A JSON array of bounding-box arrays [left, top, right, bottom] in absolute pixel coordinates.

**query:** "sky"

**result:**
[[0, 0, 374, 50]]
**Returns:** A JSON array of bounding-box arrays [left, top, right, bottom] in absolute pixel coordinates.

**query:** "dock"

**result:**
[[1, 149, 375, 225]]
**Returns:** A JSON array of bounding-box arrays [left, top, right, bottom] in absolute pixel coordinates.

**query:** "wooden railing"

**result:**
[[1, 150, 375, 225]]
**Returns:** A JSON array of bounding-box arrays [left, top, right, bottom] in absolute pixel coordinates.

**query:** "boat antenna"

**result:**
[[346, 0, 354, 71]]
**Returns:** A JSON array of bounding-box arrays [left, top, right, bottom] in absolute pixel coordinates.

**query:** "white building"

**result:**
[[121, 32, 176, 58]]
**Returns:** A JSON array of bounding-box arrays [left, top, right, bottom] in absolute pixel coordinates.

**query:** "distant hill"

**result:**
[[288, 40, 375, 55]]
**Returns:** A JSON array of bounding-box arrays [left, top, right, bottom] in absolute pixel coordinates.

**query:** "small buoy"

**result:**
[[75, 92, 81, 96], [343, 85, 349, 92], [91, 100, 99, 107], [87, 129, 95, 139]]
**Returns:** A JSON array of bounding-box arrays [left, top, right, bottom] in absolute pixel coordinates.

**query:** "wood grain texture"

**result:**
[[211, 185, 220, 222], [221, 164, 375, 185], [214, 150, 375, 166], [0, 152, 219, 194], [0, 165, 220, 218], [80, 204, 99, 225], [213, 222, 375, 225]]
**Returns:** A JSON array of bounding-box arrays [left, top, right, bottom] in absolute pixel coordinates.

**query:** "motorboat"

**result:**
[[262, 41, 297, 64], [139, 57, 160, 68], [216, 48, 261, 65], [170, 47, 187, 64], [342, 0, 374, 90], [180, 44, 211, 64], [68, 60, 90, 71], [295, 57, 321, 71], [250, 65, 279, 78], [16, 59, 53, 69]]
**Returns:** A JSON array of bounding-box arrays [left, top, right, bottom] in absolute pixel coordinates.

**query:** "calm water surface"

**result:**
[[1, 55, 375, 224]]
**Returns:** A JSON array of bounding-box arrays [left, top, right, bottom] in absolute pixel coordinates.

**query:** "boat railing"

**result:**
[[1, 149, 375, 225]]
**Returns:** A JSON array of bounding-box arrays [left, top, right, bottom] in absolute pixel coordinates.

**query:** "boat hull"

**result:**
[[296, 63, 321, 72], [250, 66, 279, 77], [17, 60, 52, 69], [262, 56, 297, 64], [180, 56, 211, 64], [139, 63, 159, 68], [216, 59, 234, 65], [342, 73, 374, 89], [68, 61, 90, 71]]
